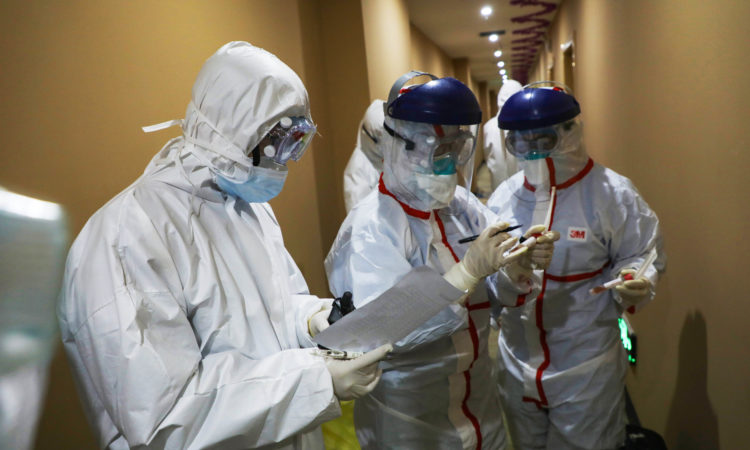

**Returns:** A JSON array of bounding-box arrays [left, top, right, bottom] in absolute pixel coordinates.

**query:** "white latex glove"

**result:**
[[614, 269, 652, 307], [444, 222, 525, 292], [516, 224, 561, 271], [308, 307, 332, 337], [325, 343, 392, 401]]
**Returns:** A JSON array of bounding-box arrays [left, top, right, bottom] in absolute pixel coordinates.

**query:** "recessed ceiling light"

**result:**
[[496, 61, 505, 68], [480, 6, 493, 18], [488, 34, 499, 43], [500, 69, 507, 75], [494, 50, 502, 58]]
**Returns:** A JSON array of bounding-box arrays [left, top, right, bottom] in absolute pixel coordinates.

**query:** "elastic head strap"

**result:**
[[384, 71, 438, 117], [251, 146, 261, 166]]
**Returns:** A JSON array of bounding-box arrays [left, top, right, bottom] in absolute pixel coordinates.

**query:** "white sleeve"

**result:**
[[281, 246, 335, 348], [602, 181, 666, 312]]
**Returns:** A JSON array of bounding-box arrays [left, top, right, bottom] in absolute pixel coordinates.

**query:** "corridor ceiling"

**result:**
[[406, 0, 561, 86]]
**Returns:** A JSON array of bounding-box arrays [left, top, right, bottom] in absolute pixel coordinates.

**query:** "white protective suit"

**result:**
[[343, 99, 386, 212], [486, 120, 666, 449], [482, 80, 523, 190], [326, 116, 507, 448], [58, 42, 340, 449]]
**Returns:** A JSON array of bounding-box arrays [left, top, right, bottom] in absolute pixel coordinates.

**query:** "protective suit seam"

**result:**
[[188, 361, 324, 397], [120, 189, 189, 314], [69, 297, 117, 338]]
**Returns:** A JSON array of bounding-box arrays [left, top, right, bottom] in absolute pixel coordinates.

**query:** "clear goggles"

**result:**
[[385, 123, 476, 175], [255, 116, 316, 166], [505, 120, 574, 160]]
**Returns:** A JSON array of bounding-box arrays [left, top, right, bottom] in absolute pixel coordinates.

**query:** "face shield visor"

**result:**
[[383, 118, 478, 211], [256, 116, 316, 166], [384, 122, 477, 175], [504, 119, 576, 161]]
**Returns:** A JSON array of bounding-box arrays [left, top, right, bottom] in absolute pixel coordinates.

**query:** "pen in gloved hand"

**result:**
[[458, 224, 523, 244]]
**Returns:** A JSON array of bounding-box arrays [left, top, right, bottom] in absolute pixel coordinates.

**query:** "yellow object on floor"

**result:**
[[322, 400, 360, 449]]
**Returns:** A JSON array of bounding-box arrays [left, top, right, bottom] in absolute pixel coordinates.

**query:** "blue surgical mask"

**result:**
[[215, 164, 288, 203]]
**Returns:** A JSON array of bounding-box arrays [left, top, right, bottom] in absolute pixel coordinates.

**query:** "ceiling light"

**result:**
[[500, 69, 507, 75], [496, 61, 505, 68], [480, 6, 493, 18], [494, 50, 502, 58], [488, 34, 499, 43]]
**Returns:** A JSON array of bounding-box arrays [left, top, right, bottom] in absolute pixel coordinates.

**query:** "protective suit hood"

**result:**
[[357, 100, 386, 172], [182, 41, 312, 182], [497, 80, 523, 110]]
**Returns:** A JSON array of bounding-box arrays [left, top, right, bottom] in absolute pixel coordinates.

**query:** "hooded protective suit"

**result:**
[[326, 74, 508, 448], [487, 115, 666, 449], [482, 80, 523, 190], [326, 184, 507, 450], [58, 42, 340, 449], [343, 99, 387, 212]]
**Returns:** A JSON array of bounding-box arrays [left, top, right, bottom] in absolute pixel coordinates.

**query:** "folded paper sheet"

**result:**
[[314, 266, 464, 352]]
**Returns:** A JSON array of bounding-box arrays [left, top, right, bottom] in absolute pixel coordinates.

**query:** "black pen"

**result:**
[[458, 224, 523, 244]]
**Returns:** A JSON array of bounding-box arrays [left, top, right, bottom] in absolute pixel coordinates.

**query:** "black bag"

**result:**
[[621, 424, 668, 450], [327, 291, 355, 325]]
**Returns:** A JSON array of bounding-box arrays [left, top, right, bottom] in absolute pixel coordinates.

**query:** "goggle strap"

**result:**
[[361, 124, 379, 144], [383, 122, 414, 150]]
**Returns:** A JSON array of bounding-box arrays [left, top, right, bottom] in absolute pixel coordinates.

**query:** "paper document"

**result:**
[[313, 266, 464, 353]]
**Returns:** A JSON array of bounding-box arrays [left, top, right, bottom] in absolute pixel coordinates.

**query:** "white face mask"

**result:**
[[413, 172, 458, 209], [214, 158, 289, 203]]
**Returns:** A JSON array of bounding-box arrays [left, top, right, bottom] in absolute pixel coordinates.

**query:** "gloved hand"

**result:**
[[325, 343, 392, 401], [444, 222, 525, 293], [517, 224, 561, 270], [308, 306, 332, 337], [614, 269, 652, 306]]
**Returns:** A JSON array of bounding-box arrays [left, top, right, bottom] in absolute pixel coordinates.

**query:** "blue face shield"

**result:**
[[215, 160, 288, 203]]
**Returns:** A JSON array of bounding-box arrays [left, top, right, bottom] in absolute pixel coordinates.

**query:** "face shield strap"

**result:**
[[384, 71, 438, 117]]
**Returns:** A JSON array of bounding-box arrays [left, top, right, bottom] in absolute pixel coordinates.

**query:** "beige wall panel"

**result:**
[[299, 0, 371, 263], [534, 1, 750, 448], [478, 81, 490, 127], [489, 88, 499, 117], [410, 24, 455, 78], [361, 0, 411, 100]]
